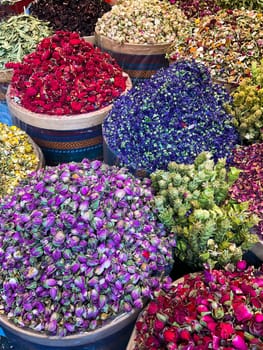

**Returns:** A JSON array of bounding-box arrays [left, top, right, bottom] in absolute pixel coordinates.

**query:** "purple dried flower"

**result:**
[[52, 231, 65, 246], [74, 276, 85, 290], [46, 319, 57, 334], [24, 267, 39, 279], [103, 61, 239, 174], [0, 159, 175, 337]]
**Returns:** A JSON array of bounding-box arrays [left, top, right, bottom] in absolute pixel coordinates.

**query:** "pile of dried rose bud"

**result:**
[[6, 31, 128, 115]]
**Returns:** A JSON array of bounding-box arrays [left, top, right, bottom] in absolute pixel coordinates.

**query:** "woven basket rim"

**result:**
[[27, 134, 45, 170], [0, 68, 13, 83], [6, 72, 132, 131]]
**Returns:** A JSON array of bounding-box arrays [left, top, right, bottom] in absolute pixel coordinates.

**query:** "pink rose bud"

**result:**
[[232, 334, 248, 350], [236, 260, 247, 271]]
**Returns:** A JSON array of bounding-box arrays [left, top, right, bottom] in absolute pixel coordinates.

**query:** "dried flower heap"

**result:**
[[225, 60, 263, 144], [0, 123, 39, 197], [168, 9, 263, 85], [103, 60, 239, 174], [217, 0, 263, 10], [95, 0, 190, 44], [6, 31, 128, 115], [0, 159, 175, 336], [0, 14, 52, 70], [131, 261, 263, 349], [168, 0, 221, 19]]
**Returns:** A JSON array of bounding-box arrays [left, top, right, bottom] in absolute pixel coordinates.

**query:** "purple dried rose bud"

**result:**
[[43, 279, 57, 288], [0, 159, 175, 337], [74, 276, 85, 290], [52, 231, 65, 246], [46, 320, 58, 334], [24, 267, 39, 279], [49, 287, 58, 300]]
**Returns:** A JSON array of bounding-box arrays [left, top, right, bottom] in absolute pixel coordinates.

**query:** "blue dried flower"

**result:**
[[103, 60, 240, 174]]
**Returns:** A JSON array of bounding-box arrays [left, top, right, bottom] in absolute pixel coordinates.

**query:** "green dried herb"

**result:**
[[225, 59, 263, 144], [217, 0, 263, 10], [0, 14, 52, 70], [151, 151, 259, 269]]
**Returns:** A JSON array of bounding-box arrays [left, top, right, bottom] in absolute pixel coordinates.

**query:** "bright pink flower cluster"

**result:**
[[6, 31, 127, 115], [133, 261, 263, 350]]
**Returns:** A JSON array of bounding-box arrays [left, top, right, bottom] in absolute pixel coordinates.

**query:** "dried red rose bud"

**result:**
[[7, 31, 128, 116]]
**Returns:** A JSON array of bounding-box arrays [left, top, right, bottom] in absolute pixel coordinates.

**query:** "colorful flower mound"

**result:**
[[168, 9, 263, 84], [6, 31, 128, 115], [95, 0, 190, 44], [0, 159, 175, 336], [103, 60, 240, 174], [132, 262, 263, 349], [169, 0, 221, 19], [230, 143, 263, 240]]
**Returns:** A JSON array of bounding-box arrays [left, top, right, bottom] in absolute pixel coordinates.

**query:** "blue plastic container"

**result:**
[[0, 102, 12, 126]]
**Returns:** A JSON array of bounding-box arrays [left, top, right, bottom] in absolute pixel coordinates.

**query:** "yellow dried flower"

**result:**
[[0, 123, 40, 197]]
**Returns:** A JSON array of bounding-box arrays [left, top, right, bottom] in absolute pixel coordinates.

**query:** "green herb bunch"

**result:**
[[151, 152, 259, 269], [216, 0, 263, 10], [225, 60, 263, 144]]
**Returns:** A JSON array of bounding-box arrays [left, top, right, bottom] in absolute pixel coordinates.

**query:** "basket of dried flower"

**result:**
[[95, 0, 190, 83], [6, 31, 132, 165], [0, 159, 175, 350], [127, 261, 263, 349]]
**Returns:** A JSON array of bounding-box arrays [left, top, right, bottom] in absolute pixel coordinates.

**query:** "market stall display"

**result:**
[[167, 9, 263, 86], [127, 261, 263, 349], [103, 60, 240, 175], [95, 0, 190, 81], [0, 122, 43, 197], [6, 31, 132, 165], [0, 159, 174, 348], [151, 151, 259, 269], [0, 0, 263, 348], [30, 0, 111, 37]]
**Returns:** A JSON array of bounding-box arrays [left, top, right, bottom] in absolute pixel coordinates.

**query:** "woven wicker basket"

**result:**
[[0, 69, 13, 84], [212, 78, 239, 93], [0, 69, 13, 100], [95, 31, 171, 82], [6, 73, 132, 165], [28, 134, 45, 170]]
